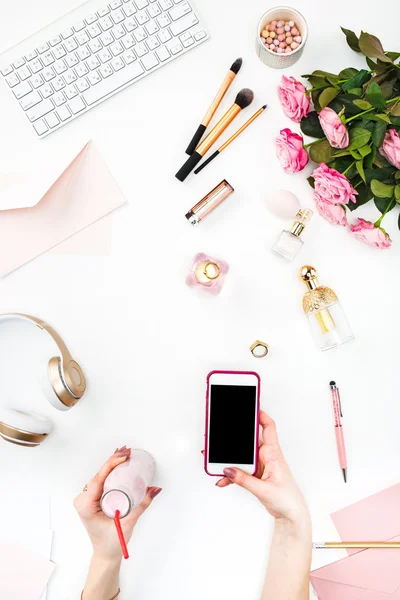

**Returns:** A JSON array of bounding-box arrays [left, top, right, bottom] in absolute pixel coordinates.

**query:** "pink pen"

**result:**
[[330, 381, 347, 483]]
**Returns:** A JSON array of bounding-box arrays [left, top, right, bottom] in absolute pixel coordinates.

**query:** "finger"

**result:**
[[87, 450, 130, 502], [259, 411, 280, 446], [215, 477, 232, 488], [126, 486, 162, 524], [223, 467, 265, 498]]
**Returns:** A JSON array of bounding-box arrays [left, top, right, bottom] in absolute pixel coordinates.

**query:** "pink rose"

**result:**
[[277, 75, 311, 123], [276, 128, 309, 173], [379, 128, 400, 168], [350, 218, 392, 249], [314, 195, 347, 226], [318, 107, 349, 149], [312, 163, 357, 205]]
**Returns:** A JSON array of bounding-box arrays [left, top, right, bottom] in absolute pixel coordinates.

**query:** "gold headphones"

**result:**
[[0, 313, 86, 447]]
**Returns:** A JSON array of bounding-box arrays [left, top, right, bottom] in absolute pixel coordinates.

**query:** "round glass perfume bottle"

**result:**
[[299, 266, 354, 351], [186, 252, 229, 296]]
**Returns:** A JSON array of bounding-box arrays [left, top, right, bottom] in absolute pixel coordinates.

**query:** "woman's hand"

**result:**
[[74, 447, 162, 561], [217, 411, 309, 526]]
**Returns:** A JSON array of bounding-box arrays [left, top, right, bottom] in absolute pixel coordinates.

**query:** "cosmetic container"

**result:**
[[272, 208, 313, 260], [185, 180, 234, 225], [186, 252, 229, 295], [101, 449, 156, 519], [256, 7, 308, 69], [299, 266, 354, 351]]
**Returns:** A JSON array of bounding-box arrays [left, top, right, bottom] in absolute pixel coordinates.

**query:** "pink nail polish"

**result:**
[[150, 487, 162, 499], [223, 468, 236, 479], [186, 252, 229, 296]]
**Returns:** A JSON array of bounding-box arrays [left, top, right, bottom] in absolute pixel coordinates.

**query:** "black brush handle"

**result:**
[[194, 151, 220, 174], [175, 152, 202, 182], [186, 124, 207, 155]]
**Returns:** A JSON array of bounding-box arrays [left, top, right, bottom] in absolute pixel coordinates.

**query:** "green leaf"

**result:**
[[350, 149, 362, 159], [371, 120, 387, 147], [319, 87, 340, 109], [307, 75, 328, 88], [338, 67, 359, 79], [386, 52, 400, 60], [312, 90, 322, 113], [300, 111, 325, 138], [348, 88, 363, 96], [353, 99, 372, 110], [365, 167, 395, 183], [348, 127, 372, 149], [359, 32, 393, 63], [307, 176, 315, 189], [374, 197, 395, 213], [366, 57, 377, 71], [390, 117, 400, 126], [358, 145, 372, 157], [312, 70, 340, 83], [347, 182, 373, 210], [309, 139, 334, 164], [387, 99, 400, 116], [356, 160, 366, 182], [395, 171, 400, 180], [364, 113, 392, 124], [395, 185, 400, 202], [329, 95, 365, 116], [371, 179, 394, 198], [342, 69, 371, 92], [380, 80, 393, 99], [364, 145, 376, 168], [341, 27, 360, 52], [365, 81, 387, 110]]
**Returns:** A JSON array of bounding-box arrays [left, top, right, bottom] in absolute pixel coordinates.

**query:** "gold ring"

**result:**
[[250, 340, 269, 358], [83, 484, 88, 492], [203, 261, 220, 281]]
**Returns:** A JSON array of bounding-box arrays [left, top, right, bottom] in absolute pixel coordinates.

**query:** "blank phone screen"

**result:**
[[208, 384, 257, 464]]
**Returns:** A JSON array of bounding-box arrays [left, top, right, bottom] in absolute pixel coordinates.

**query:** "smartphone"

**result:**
[[204, 370, 260, 477]]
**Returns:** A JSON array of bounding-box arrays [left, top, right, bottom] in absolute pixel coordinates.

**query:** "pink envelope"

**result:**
[[311, 484, 400, 599], [0, 141, 126, 277]]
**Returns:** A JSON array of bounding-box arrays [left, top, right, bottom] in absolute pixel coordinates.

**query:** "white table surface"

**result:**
[[0, 0, 399, 598]]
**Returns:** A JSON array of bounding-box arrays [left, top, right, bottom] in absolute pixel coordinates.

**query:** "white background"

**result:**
[[0, 0, 399, 598]]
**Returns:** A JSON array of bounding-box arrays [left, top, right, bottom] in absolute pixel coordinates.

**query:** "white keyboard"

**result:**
[[0, 0, 208, 137]]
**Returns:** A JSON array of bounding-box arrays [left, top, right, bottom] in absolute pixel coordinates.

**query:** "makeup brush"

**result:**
[[185, 58, 243, 156], [176, 88, 254, 182], [194, 105, 267, 174]]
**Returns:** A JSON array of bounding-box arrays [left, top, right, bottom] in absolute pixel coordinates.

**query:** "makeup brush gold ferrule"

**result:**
[[219, 106, 266, 152], [202, 71, 236, 125], [196, 104, 241, 156]]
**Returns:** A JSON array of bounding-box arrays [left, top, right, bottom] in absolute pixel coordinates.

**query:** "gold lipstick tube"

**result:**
[[185, 180, 234, 225]]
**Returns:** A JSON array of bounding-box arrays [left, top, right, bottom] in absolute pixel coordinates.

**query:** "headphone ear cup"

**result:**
[[39, 360, 72, 412], [0, 407, 52, 447]]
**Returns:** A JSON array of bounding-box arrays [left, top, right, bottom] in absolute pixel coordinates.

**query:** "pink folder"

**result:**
[[311, 483, 400, 599], [0, 141, 126, 277]]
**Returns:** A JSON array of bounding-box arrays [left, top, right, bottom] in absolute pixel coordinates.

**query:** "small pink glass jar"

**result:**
[[186, 253, 229, 296]]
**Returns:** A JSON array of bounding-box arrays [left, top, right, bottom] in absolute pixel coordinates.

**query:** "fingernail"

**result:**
[[115, 447, 131, 458], [215, 481, 222, 487], [150, 487, 162, 499], [223, 468, 236, 479]]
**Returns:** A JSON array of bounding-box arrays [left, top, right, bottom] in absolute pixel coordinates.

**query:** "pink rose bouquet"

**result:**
[[379, 129, 400, 169], [318, 108, 349, 149], [277, 76, 311, 123], [276, 128, 308, 173], [312, 163, 357, 205]]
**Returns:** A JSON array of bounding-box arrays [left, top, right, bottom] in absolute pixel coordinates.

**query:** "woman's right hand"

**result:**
[[217, 411, 310, 526]]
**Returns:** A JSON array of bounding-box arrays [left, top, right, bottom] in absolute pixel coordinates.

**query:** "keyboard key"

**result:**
[[141, 51, 158, 70], [159, 0, 172, 8], [42, 51, 55, 66], [121, 33, 135, 49], [111, 8, 125, 23], [88, 23, 101, 37], [158, 29, 171, 43], [179, 31, 191, 41], [100, 32, 114, 46], [110, 0, 122, 7], [88, 71, 101, 85], [76, 31, 90, 45], [111, 56, 125, 71], [100, 49, 112, 62], [74, 20, 86, 31], [89, 38, 103, 52], [135, 42, 147, 56], [194, 30, 206, 41], [76, 77, 90, 92], [147, 36, 159, 50], [41, 83, 54, 98], [123, 49, 136, 63], [182, 36, 194, 47], [33, 119, 48, 135], [136, 10, 149, 25], [17, 65, 31, 80], [62, 28, 74, 39], [37, 43, 49, 53], [45, 112, 60, 128], [98, 7, 110, 17], [124, 18, 137, 31], [156, 46, 170, 61], [5, 72, 19, 87], [135, 0, 148, 8], [26, 98, 54, 121], [169, 1, 191, 20], [134, 27, 147, 41], [55, 59, 68, 74], [43, 66, 56, 81], [148, 3, 161, 17], [57, 104, 71, 120], [88, 56, 101, 70], [13, 57, 25, 68], [99, 63, 113, 78], [157, 13, 170, 27], [100, 16, 113, 30], [113, 25, 126, 40], [54, 91, 66, 106], [170, 43, 182, 54], [169, 13, 198, 36], [110, 42, 124, 55], [65, 38, 78, 51], [123, 2, 136, 16], [20, 90, 42, 110], [85, 14, 98, 24], [31, 74, 44, 88], [145, 21, 159, 35], [30, 58, 43, 73], [53, 76, 66, 91], [76, 63, 89, 77], [25, 51, 38, 61], [49, 36, 62, 46], [83, 60, 143, 104], [64, 71, 77, 84], [65, 84, 78, 99], [1, 65, 13, 76], [13, 80, 32, 99], [77, 46, 91, 60], [53, 45, 67, 59], [65, 53, 79, 67]]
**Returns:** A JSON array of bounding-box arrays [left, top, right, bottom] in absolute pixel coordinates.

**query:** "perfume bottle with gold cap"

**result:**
[[272, 209, 313, 261], [299, 266, 354, 351], [186, 253, 229, 296]]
